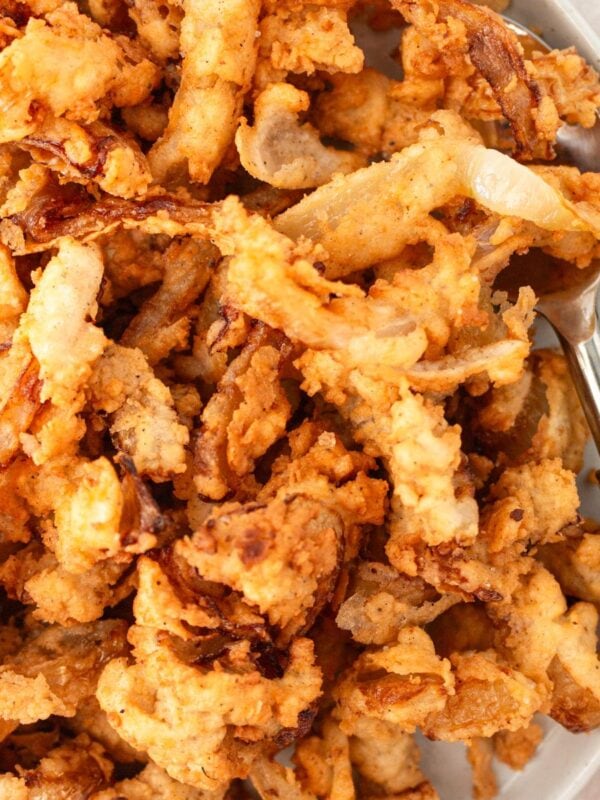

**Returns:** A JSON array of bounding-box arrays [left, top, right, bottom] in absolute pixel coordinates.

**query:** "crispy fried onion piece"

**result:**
[[127, 0, 183, 63], [486, 563, 569, 700], [492, 722, 543, 771], [193, 326, 293, 500], [448, 47, 600, 141], [0, 733, 114, 799], [187, 257, 251, 388], [275, 112, 595, 279], [256, 0, 363, 89], [336, 562, 461, 645], [0, 176, 215, 255], [0, 343, 41, 469], [0, 541, 134, 624], [97, 627, 322, 791], [537, 525, 600, 604], [333, 627, 454, 735], [217, 197, 514, 392], [390, 457, 579, 600], [121, 238, 218, 365], [148, 0, 261, 184], [466, 738, 496, 800], [218, 199, 427, 376], [332, 376, 577, 593], [530, 48, 600, 129], [183, 420, 386, 640], [100, 228, 167, 300], [16, 237, 106, 411], [92, 760, 224, 800], [257, 418, 388, 559], [334, 626, 543, 741], [472, 349, 588, 472], [5, 238, 107, 463], [250, 758, 320, 800], [236, 83, 360, 189], [16, 447, 162, 577], [0, 248, 39, 467], [15, 454, 127, 574], [547, 602, 600, 733], [485, 561, 600, 732], [177, 497, 343, 640], [395, 287, 534, 394], [391, 0, 554, 160], [19, 118, 152, 199], [220, 217, 533, 574], [290, 716, 354, 800], [312, 65, 444, 161], [88, 343, 189, 481], [423, 650, 542, 741], [0, 620, 127, 724], [480, 458, 579, 557], [327, 373, 479, 552], [346, 718, 433, 798], [0, 3, 160, 142], [133, 551, 267, 642], [256, 718, 431, 800]]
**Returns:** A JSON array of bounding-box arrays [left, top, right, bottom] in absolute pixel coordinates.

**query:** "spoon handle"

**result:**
[[555, 321, 600, 452]]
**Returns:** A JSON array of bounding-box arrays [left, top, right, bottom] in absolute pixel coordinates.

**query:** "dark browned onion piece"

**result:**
[[393, 0, 552, 160], [0, 180, 215, 254], [116, 454, 165, 549]]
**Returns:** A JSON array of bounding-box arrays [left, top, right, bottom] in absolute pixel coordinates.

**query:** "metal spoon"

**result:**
[[496, 253, 600, 448], [493, 18, 600, 450]]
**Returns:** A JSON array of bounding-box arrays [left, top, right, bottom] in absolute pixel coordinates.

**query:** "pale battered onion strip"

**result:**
[[215, 197, 429, 376], [15, 237, 107, 410], [392, 0, 553, 159], [275, 112, 594, 278], [236, 83, 361, 189], [403, 339, 530, 392], [148, 0, 261, 185], [7, 238, 108, 463], [97, 629, 322, 791]]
